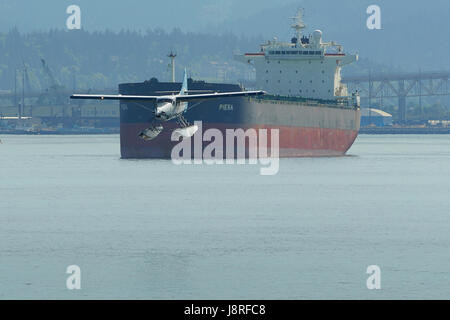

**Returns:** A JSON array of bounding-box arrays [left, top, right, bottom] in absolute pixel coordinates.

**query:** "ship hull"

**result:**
[[119, 80, 360, 159], [121, 122, 358, 158]]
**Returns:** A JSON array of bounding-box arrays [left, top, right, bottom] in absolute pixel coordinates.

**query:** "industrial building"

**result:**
[[360, 108, 393, 127]]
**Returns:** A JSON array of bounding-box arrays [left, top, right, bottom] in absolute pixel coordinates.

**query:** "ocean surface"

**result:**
[[0, 134, 449, 299]]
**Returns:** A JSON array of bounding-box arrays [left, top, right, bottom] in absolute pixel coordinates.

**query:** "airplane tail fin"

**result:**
[[180, 68, 188, 96]]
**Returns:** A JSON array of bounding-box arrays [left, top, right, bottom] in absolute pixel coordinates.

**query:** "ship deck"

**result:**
[[251, 95, 358, 110]]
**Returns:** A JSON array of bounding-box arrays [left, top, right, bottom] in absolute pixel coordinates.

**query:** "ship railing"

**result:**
[[250, 95, 359, 110]]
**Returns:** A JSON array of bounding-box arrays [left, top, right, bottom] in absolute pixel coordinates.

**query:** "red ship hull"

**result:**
[[120, 122, 359, 159]]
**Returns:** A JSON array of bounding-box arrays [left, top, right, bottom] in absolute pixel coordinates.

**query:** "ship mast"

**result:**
[[167, 51, 177, 83], [291, 9, 306, 42]]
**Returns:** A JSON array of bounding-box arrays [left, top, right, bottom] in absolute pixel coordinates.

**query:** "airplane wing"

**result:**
[[70, 90, 266, 102], [176, 90, 266, 102], [70, 94, 159, 101]]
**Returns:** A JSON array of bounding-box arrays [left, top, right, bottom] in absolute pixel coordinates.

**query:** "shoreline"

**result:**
[[359, 127, 450, 134]]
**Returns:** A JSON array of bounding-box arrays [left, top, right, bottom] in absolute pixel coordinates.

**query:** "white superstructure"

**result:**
[[235, 10, 358, 101]]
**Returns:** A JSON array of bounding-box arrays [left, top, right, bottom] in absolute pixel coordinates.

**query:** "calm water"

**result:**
[[0, 134, 449, 299]]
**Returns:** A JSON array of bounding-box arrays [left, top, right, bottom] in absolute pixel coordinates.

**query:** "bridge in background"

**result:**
[[342, 71, 450, 123]]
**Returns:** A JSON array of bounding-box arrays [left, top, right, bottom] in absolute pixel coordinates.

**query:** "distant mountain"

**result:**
[[0, 0, 448, 71], [210, 0, 450, 71], [0, 0, 294, 32], [0, 28, 263, 90]]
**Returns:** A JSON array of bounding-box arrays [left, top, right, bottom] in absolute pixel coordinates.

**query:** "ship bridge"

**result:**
[[235, 10, 357, 100]]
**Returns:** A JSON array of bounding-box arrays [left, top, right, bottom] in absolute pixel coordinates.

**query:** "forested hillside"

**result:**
[[1, 0, 448, 72], [1, 28, 267, 91], [0, 27, 383, 92]]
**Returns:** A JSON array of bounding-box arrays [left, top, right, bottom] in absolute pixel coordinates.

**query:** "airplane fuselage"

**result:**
[[155, 97, 188, 121]]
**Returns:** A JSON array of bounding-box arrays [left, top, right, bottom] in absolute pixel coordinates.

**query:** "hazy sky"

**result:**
[[0, 0, 296, 32], [1, 0, 449, 70]]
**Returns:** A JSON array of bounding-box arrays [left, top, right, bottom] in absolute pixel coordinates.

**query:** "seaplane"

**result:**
[[70, 69, 265, 140]]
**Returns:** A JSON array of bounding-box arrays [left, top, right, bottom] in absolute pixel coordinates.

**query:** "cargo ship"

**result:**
[[119, 10, 360, 158]]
